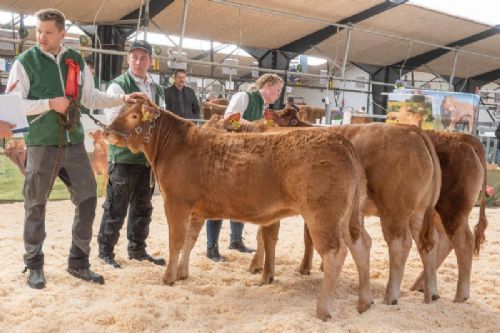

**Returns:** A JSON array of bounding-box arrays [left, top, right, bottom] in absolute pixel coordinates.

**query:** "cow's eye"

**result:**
[[131, 114, 139, 120]]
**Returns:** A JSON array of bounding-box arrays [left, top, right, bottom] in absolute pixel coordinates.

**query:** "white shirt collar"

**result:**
[[38, 44, 67, 62], [128, 70, 154, 86]]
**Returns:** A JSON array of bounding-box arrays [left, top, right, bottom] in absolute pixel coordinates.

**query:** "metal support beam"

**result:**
[[278, 0, 407, 54], [144, 0, 150, 40], [448, 49, 459, 91], [393, 25, 500, 73], [340, 25, 352, 77], [178, 0, 190, 52]]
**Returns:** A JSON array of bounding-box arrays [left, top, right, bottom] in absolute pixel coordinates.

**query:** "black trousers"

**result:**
[[97, 163, 154, 258]]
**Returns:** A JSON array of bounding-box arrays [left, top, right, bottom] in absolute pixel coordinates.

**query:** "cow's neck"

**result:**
[[142, 110, 194, 169]]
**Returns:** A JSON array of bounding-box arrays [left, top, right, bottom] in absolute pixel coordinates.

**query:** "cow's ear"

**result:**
[[227, 113, 240, 122], [141, 105, 158, 122], [89, 131, 95, 139], [264, 109, 278, 121]]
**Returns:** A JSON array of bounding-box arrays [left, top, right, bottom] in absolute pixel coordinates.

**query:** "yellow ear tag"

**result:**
[[230, 120, 241, 130], [141, 106, 152, 122], [264, 119, 274, 127]]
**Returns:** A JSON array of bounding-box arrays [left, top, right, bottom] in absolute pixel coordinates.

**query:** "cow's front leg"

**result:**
[[177, 215, 205, 281], [163, 205, 190, 286]]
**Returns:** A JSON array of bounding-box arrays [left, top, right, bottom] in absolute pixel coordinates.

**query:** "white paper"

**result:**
[[0, 93, 29, 130]]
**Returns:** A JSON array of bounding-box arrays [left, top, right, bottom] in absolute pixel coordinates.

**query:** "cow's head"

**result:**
[[264, 106, 312, 127], [105, 96, 160, 153]]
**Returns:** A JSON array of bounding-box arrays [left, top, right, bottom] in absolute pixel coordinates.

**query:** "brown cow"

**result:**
[[201, 101, 227, 120], [297, 105, 325, 123], [1, 139, 26, 175], [226, 112, 486, 303], [202, 107, 312, 132], [410, 131, 488, 302], [89, 130, 108, 197], [105, 99, 372, 320], [204, 112, 442, 305]]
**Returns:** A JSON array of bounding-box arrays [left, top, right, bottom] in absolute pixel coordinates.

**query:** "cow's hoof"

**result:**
[[163, 273, 176, 286], [357, 298, 372, 313], [316, 309, 332, 322], [248, 264, 263, 274], [424, 293, 439, 303], [453, 296, 469, 303], [410, 277, 424, 293], [382, 295, 398, 305], [176, 266, 189, 281], [261, 274, 274, 285], [298, 267, 311, 275]]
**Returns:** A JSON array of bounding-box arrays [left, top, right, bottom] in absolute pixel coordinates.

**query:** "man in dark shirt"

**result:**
[[165, 69, 200, 119]]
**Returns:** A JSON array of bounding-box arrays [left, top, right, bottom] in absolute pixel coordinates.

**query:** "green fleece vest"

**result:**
[[108, 72, 165, 165], [243, 90, 265, 121], [18, 46, 85, 146]]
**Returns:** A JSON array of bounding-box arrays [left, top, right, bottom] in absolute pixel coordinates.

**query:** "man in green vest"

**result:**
[[97, 40, 166, 269], [205, 73, 284, 261], [6, 8, 146, 289]]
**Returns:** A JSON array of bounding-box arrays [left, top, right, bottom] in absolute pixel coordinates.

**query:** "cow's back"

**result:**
[[332, 123, 440, 219], [165, 128, 360, 223]]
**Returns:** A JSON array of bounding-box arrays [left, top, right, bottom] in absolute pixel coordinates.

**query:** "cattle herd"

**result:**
[[2, 97, 488, 322], [102, 97, 489, 321]]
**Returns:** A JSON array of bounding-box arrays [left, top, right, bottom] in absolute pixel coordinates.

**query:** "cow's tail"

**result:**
[[411, 127, 442, 253], [460, 135, 488, 255], [342, 136, 361, 242]]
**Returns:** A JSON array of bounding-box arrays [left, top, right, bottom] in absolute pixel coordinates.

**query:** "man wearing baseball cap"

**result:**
[[97, 39, 166, 269]]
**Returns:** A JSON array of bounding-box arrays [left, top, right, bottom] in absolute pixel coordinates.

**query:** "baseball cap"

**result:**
[[129, 40, 152, 55]]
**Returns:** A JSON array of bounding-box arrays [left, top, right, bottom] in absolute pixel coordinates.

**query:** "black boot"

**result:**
[[99, 255, 122, 269], [229, 240, 255, 253], [67, 267, 105, 285], [129, 253, 166, 266], [24, 267, 46, 289], [207, 244, 224, 262]]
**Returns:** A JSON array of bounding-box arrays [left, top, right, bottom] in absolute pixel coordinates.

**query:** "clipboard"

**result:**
[[0, 93, 29, 130]]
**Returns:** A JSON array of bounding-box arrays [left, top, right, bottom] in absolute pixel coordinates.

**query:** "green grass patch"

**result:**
[[0, 155, 105, 202]]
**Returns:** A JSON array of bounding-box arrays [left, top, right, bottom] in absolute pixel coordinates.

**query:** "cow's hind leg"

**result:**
[[451, 217, 474, 302], [298, 223, 315, 275], [249, 227, 265, 274], [347, 225, 373, 313], [411, 214, 452, 292], [381, 215, 413, 305], [409, 212, 439, 303], [177, 215, 205, 281], [305, 217, 347, 321], [260, 221, 280, 284], [316, 241, 347, 321]]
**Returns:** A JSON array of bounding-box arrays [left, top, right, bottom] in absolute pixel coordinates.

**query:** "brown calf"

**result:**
[[89, 130, 108, 197], [105, 99, 371, 320], [410, 130, 488, 302]]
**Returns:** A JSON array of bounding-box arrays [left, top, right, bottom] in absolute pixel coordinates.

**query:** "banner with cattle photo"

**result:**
[[386, 89, 479, 133]]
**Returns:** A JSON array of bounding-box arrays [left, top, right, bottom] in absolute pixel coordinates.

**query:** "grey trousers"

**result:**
[[23, 143, 97, 270]]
